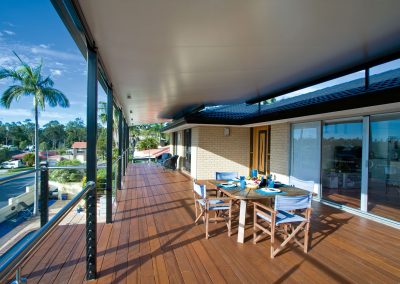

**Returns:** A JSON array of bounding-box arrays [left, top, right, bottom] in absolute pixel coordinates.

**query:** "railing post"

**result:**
[[85, 45, 98, 280], [106, 87, 113, 224], [117, 108, 122, 190], [122, 119, 126, 177], [126, 122, 129, 166], [40, 161, 49, 227]]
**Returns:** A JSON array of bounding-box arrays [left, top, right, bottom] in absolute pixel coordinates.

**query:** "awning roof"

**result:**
[[70, 0, 400, 124], [162, 68, 400, 131]]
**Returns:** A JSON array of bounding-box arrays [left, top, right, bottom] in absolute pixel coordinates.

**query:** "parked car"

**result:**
[[1, 160, 23, 169]]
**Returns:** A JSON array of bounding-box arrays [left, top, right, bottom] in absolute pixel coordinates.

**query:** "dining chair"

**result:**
[[253, 194, 312, 258], [216, 172, 238, 181], [193, 180, 233, 239]]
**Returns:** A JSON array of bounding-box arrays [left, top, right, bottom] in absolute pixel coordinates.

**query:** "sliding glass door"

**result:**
[[321, 120, 363, 208], [368, 114, 400, 221], [290, 122, 321, 194]]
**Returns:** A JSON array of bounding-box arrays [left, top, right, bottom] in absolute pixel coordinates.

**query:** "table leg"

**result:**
[[237, 200, 247, 243]]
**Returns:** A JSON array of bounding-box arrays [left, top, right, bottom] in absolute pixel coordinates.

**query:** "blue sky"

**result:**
[[0, 0, 106, 126]]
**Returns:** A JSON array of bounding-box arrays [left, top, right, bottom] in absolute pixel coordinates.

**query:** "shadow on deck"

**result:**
[[16, 163, 400, 283]]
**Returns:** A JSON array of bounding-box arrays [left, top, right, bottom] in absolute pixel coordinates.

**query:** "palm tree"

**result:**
[[0, 52, 69, 215]]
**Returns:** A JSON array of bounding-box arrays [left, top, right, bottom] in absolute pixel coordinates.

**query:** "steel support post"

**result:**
[[121, 118, 125, 177], [86, 46, 98, 280], [126, 122, 129, 166], [106, 87, 113, 224], [117, 109, 123, 190], [40, 161, 49, 227]]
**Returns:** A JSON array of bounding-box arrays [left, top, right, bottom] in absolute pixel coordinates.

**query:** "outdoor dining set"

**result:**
[[193, 172, 313, 259]]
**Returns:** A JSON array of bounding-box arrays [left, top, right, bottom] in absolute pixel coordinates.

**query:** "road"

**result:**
[[0, 173, 34, 208]]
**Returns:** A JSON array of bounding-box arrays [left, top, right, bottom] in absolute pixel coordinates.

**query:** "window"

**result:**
[[290, 122, 321, 194]]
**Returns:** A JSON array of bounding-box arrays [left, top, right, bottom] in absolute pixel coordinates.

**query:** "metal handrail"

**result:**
[[0, 181, 96, 282], [0, 169, 37, 184]]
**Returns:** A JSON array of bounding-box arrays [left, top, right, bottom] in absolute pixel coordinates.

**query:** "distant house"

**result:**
[[72, 142, 87, 163]]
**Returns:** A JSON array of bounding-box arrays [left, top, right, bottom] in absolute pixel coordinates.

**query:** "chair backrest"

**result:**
[[193, 182, 206, 198], [289, 176, 315, 192], [274, 194, 312, 211], [161, 153, 171, 160], [216, 172, 238, 181], [164, 155, 179, 170]]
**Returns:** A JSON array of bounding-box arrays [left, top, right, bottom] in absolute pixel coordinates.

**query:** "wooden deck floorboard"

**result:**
[[16, 163, 400, 283]]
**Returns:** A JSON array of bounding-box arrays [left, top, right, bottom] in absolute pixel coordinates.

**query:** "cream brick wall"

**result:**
[[194, 126, 250, 180], [270, 123, 290, 184]]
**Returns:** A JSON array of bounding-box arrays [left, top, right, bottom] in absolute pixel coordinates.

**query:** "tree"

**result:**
[[97, 127, 107, 160], [49, 159, 84, 183], [19, 140, 28, 150], [39, 141, 48, 151], [136, 137, 159, 151], [22, 153, 35, 167], [65, 118, 86, 147], [0, 52, 69, 215], [43, 120, 65, 149]]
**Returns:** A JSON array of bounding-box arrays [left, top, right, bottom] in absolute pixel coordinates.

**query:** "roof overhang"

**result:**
[[58, 0, 400, 124]]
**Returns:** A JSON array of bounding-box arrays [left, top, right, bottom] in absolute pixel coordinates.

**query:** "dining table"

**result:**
[[200, 180, 311, 244]]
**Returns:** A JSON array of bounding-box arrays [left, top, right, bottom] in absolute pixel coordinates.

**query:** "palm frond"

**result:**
[[0, 67, 24, 81], [13, 51, 35, 81], [42, 87, 70, 108], [0, 85, 25, 108]]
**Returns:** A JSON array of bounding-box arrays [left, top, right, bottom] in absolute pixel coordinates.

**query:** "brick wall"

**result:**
[[270, 123, 290, 184], [194, 126, 250, 180]]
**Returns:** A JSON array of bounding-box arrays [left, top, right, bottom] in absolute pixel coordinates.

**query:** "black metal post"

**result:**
[[124, 121, 128, 172], [122, 119, 126, 177], [106, 87, 113, 224], [40, 161, 49, 227], [126, 122, 129, 166], [117, 108, 122, 190], [86, 46, 98, 280]]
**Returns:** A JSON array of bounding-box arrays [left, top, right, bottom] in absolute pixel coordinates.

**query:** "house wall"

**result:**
[[193, 126, 250, 180], [270, 123, 290, 184]]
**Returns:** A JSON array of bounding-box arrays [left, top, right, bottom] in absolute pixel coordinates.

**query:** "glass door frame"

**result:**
[[320, 117, 365, 209]]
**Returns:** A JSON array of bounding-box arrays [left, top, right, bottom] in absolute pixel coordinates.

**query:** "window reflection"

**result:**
[[369, 114, 400, 222], [321, 121, 362, 208]]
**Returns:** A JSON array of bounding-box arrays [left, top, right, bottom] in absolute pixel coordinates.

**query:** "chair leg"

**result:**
[[205, 209, 209, 239], [270, 223, 276, 259], [228, 205, 232, 237], [304, 221, 310, 253], [253, 208, 257, 244]]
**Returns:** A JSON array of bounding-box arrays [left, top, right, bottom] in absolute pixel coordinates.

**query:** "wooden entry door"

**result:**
[[251, 126, 270, 175]]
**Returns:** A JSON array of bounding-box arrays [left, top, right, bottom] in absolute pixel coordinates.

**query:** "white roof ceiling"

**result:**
[[78, 0, 400, 124]]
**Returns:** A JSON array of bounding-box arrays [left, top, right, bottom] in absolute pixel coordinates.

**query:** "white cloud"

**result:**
[[39, 44, 50, 49], [31, 46, 81, 61], [3, 22, 15, 27], [0, 32, 3, 37], [3, 30, 15, 35], [50, 69, 62, 76], [0, 108, 32, 117]]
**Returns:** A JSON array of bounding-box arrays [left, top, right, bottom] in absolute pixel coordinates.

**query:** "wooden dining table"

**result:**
[[199, 180, 311, 244]]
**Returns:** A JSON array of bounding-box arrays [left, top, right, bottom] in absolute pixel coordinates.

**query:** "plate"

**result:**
[[260, 188, 281, 193], [220, 183, 236, 188]]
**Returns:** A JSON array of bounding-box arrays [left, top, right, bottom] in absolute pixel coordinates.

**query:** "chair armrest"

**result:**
[[253, 201, 275, 214], [206, 197, 233, 201]]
